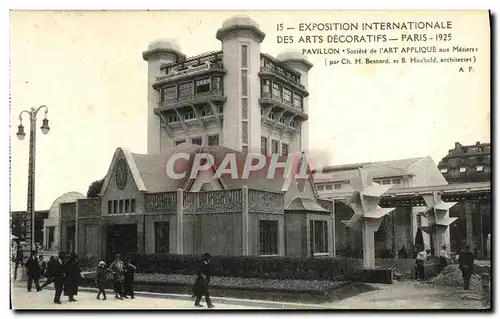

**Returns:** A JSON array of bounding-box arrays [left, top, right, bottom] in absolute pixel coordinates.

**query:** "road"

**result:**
[[11, 287, 265, 310]]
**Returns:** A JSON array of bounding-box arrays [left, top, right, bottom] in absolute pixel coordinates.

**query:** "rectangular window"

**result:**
[[261, 137, 268, 155], [279, 116, 285, 124], [201, 107, 212, 117], [125, 200, 129, 214], [476, 165, 484, 172], [440, 168, 448, 173], [168, 115, 179, 123], [259, 220, 278, 255], [154, 222, 169, 254], [191, 137, 202, 145], [459, 167, 467, 173], [272, 83, 281, 99], [212, 77, 222, 93], [113, 200, 118, 214], [281, 143, 289, 156], [290, 121, 296, 128], [382, 179, 391, 185], [310, 220, 328, 254], [119, 200, 124, 214], [271, 140, 279, 154], [293, 94, 302, 108], [107, 201, 112, 214], [178, 82, 193, 99], [392, 179, 401, 185], [208, 135, 219, 146], [185, 110, 195, 120], [175, 140, 185, 145], [261, 79, 271, 95], [195, 78, 211, 94], [317, 185, 324, 191], [131, 199, 136, 213], [283, 88, 292, 103], [334, 184, 341, 190], [162, 86, 176, 102], [325, 184, 333, 191]]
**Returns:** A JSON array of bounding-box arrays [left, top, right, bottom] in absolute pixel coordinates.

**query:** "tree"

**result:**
[[87, 178, 105, 198]]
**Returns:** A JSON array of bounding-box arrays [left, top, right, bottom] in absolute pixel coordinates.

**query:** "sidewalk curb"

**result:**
[[12, 283, 330, 309]]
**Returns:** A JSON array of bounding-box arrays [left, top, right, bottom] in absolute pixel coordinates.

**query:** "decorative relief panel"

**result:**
[[242, 98, 248, 119], [248, 189, 284, 213], [61, 202, 76, 222], [183, 192, 197, 212], [242, 122, 248, 144], [241, 45, 248, 68], [78, 198, 102, 217], [198, 189, 242, 212], [144, 192, 177, 214], [297, 178, 306, 193], [241, 70, 248, 96]]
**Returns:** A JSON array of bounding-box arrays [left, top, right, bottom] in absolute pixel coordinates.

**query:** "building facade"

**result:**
[[438, 141, 491, 184], [143, 16, 311, 156]]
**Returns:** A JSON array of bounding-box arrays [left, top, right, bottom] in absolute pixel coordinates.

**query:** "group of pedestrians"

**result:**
[[414, 242, 476, 290], [97, 253, 136, 300], [20, 250, 83, 304]]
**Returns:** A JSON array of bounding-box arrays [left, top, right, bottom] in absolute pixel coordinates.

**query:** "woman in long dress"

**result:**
[[64, 253, 82, 302]]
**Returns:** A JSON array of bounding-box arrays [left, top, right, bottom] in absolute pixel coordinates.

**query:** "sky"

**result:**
[[10, 10, 490, 211]]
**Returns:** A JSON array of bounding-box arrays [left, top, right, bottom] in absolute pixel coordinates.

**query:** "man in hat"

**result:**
[[458, 243, 475, 290], [193, 253, 214, 308], [25, 250, 41, 292]]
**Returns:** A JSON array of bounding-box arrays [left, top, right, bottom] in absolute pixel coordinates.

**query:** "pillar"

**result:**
[[362, 219, 377, 269], [75, 200, 79, 255], [241, 186, 250, 255], [332, 199, 336, 257], [465, 201, 474, 248], [176, 189, 184, 254]]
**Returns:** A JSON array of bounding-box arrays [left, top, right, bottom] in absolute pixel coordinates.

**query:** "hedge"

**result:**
[[79, 254, 361, 281]]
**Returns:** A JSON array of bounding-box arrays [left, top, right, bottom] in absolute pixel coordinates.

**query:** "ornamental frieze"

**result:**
[[248, 189, 284, 213], [78, 198, 101, 217], [144, 192, 177, 213], [60, 202, 76, 222], [197, 189, 242, 212]]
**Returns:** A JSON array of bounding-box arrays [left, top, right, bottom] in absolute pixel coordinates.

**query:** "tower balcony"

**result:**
[[156, 89, 226, 111], [259, 66, 308, 94], [259, 92, 308, 121], [154, 62, 226, 87]]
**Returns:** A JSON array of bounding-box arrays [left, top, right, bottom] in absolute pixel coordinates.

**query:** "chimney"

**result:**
[[476, 141, 481, 146], [454, 142, 462, 149]]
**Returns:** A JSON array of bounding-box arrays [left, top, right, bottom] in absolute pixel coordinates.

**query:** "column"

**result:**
[[331, 199, 336, 257], [465, 200, 474, 248], [241, 186, 250, 255], [75, 200, 80, 255], [362, 219, 376, 269], [176, 189, 184, 254]]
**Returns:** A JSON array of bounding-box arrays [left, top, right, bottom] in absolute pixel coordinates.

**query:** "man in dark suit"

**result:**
[[52, 252, 67, 304], [25, 251, 41, 292], [40, 256, 56, 289], [192, 253, 214, 308]]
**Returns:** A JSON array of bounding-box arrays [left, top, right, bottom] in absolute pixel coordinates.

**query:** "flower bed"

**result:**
[[82, 272, 348, 293]]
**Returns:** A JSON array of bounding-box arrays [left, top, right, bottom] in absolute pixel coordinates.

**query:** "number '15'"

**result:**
[[277, 23, 284, 31]]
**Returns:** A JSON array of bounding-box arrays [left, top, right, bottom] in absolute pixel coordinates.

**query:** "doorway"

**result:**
[[106, 224, 137, 262]]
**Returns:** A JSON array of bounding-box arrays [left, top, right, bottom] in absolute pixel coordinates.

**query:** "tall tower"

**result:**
[[216, 16, 266, 153], [142, 39, 186, 155], [277, 50, 313, 154]]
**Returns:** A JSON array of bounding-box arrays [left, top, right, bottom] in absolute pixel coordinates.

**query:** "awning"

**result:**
[[285, 197, 330, 212]]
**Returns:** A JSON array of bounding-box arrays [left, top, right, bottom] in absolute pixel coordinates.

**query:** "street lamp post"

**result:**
[[16, 105, 50, 252]]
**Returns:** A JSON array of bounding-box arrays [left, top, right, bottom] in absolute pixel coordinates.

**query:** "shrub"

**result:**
[[79, 254, 361, 281]]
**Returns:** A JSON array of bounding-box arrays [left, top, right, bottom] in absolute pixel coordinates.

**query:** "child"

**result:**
[[122, 258, 137, 299], [96, 261, 108, 300]]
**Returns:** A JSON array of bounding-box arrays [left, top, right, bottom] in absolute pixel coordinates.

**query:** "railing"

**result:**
[[78, 198, 101, 218], [160, 89, 224, 107], [248, 189, 284, 213], [260, 66, 305, 90], [260, 92, 304, 112], [157, 62, 225, 81], [144, 192, 177, 213]]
